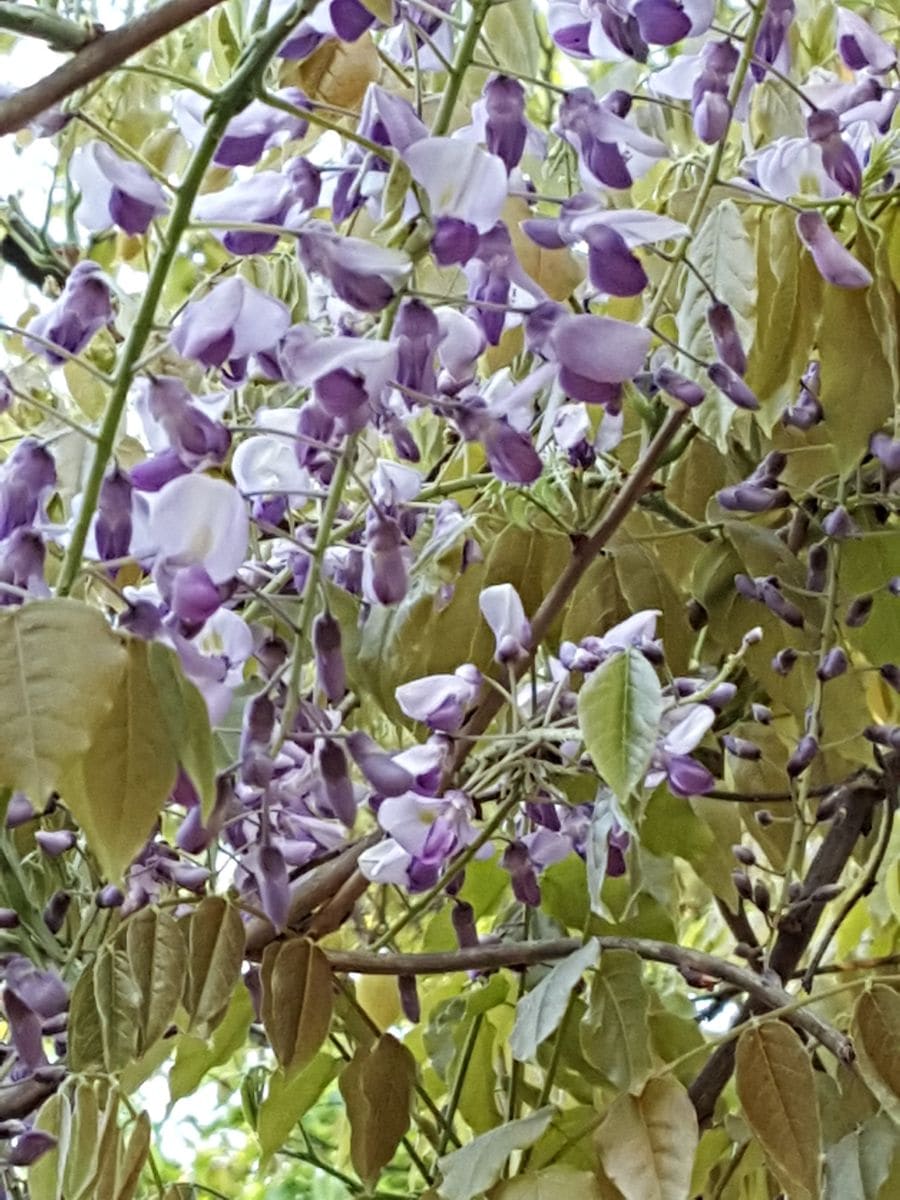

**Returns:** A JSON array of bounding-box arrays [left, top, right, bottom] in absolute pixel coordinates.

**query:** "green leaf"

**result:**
[[580, 950, 654, 1095], [183, 897, 246, 1038], [125, 907, 188, 1053], [68, 947, 140, 1073], [257, 1053, 341, 1166], [28, 1092, 70, 1200], [169, 982, 254, 1102], [818, 263, 894, 471], [115, 1110, 151, 1200], [147, 642, 216, 818], [595, 1077, 697, 1200], [481, 0, 539, 76], [339, 1034, 417, 1187], [509, 940, 598, 1062], [64, 1082, 101, 1200], [735, 1021, 822, 1200], [491, 1167, 607, 1200], [824, 1113, 896, 1200], [0, 600, 124, 804], [260, 938, 333, 1076], [852, 985, 900, 1125], [69, 638, 179, 881], [578, 648, 662, 805], [676, 200, 756, 449], [437, 1109, 555, 1200]]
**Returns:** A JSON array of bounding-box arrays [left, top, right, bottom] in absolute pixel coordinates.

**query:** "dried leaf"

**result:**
[[183, 897, 245, 1038], [852, 985, 900, 1126], [594, 1077, 698, 1200], [260, 938, 334, 1076], [125, 907, 188, 1052], [339, 1034, 416, 1187]]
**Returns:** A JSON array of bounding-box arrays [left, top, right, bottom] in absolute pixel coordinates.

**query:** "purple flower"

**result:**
[[378, 789, 479, 867], [479, 583, 531, 663], [95, 467, 133, 562], [193, 171, 296, 254], [71, 140, 168, 234], [405, 138, 508, 261], [870, 433, 900, 475], [346, 732, 415, 796], [707, 361, 759, 410], [822, 504, 860, 539], [632, 0, 713, 45], [836, 7, 896, 73], [646, 704, 716, 797], [392, 299, 440, 396], [654, 365, 705, 407], [9, 1131, 57, 1167], [35, 829, 76, 857], [555, 87, 666, 190], [313, 611, 346, 704], [743, 136, 839, 201], [318, 739, 358, 825], [795, 212, 872, 289], [256, 843, 290, 932], [0, 529, 48, 602], [806, 109, 862, 196], [463, 222, 541, 345], [691, 39, 739, 144], [174, 89, 309, 167], [275, 0, 376, 58], [752, 0, 794, 82], [787, 734, 818, 778], [483, 75, 528, 171], [783, 361, 824, 429], [26, 261, 113, 365], [0, 439, 55, 539], [503, 841, 541, 906], [170, 277, 291, 382], [131, 376, 231, 486], [148, 474, 248, 593], [395, 665, 482, 732], [296, 221, 410, 312], [543, 310, 652, 409], [707, 302, 747, 376]]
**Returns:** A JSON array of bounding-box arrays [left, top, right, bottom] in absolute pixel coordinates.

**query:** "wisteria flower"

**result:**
[[193, 171, 297, 254], [147, 474, 248, 595], [395, 665, 482, 732], [0, 439, 56, 539], [480, 583, 531, 662], [404, 138, 508, 266], [170, 276, 291, 383], [231, 409, 310, 508], [527, 306, 652, 410], [174, 89, 309, 167], [554, 88, 666, 190], [836, 7, 896, 74], [296, 221, 411, 312], [71, 140, 169, 234], [796, 212, 872, 288], [646, 703, 716, 796], [26, 262, 113, 365]]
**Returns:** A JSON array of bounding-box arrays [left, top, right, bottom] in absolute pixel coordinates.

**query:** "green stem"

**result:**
[[437, 1013, 482, 1158], [430, 0, 491, 137], [57, 0, 315, 596], [643, 0, 769, 329], [0, 1, 94, 50]]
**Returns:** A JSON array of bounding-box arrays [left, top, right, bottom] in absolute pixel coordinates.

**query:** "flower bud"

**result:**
[[96, 884, 124, 908], [753, 880, 770, 914], [451, 900, 479, 949], [723, 735, 762, 761], [0, 907, 19, 927], [732, 870, 753, 900], [43, 890, 71, 934], [751, 703, 772, 725], [879, 664, 900, 694], [845, 594, 873, 628], [823, 505, 859, 539], [759, 580, 804, 628], [35, 830, 76, 858], [816, 646, 848, 681], [312, 611, 346, 704], [786, 734, 818, 778], [806, 542, 828, 593], [707, 302, 747, 376], [318, 739, 357, 826], [732, 845, 756, 866], [398, 974, 420, 1023], [755, 809, 774, 826], [707, 361, 759, 410], [772, 648, 798, 675]]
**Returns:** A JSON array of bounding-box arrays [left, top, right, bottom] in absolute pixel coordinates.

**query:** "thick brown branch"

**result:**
[[688, 783, 881, 1124], [321, 935, 851, 1063], [0, 0, 228, 134]]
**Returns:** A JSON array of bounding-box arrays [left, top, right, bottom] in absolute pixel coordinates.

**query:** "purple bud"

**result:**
[[484, 75, 527, 172], [845, 595, 873, 627], [501, 842, 541, 907], [806, 110, 861, 196], [397, 974, 420, 1023], [806, 542, 828, 592], [5, 792, 35, 828], [95, 467, 133, 562], [35, 830, 76, 858], [816, 646, 848, 681], [43, 890, 71, 934], [653, 364, 705, 407], [750, 451, 788, 483], [633, 0, 691, 45], [0, 907, 19, 927], [666, 754, 715, 797], [864, 724, 900, 750], [879, 664, 900, 694], [482, 418, 542, 485], [870, 433, 900, 475], [0, 370, 11, 413], [451, 900, 479, 950], [26, 261, 113, 364], [169, 564, 223, 629], [0, 439, 56, 539], [363, 517, 408, 606], [823, 505, 859, 539], [313, 611, 346, 704], [432, 217, 481, 267], [735, 573, 761, 601], [346, 732, 414, 797], [257, 843, 290, 933], [890, 578, 900, 598], [708, 362, 759, 410], [772, 647, 798, 675], [707, 302, 747, 376], [240, 692, 275, 788], [722, 735, 762, 761], [96, 884, 124, 908], [796, 212, 871, 288], [318, 739, 357, 826], [787, 734, 818, 778], [759, 579, 805, 628], [718, 484, 790, 513], [751, 703, 772, 724]]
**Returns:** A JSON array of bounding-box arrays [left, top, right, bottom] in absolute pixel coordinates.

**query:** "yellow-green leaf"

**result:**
[[510, 940, 598, 1062], [27, 1092, 70, 1200], [578, 648, 662, 806], [735, 1021, 822, 1200], [438, 1109, 555, 1200], [169, 982, 253, 1103], [851, 985, 900, 1126], [581, 950, 654, 1095], [69, 638, 179, 881], [491, 1167, 607, 1200], [146, 642, 216, 818], [183, 897, 246, 1038], [125, 908, 188, 1052], [0, 600, 124, 805], [594, 1077, 698, 1200], [260, 938, 333, 1076], [339, 1034, 416, 1187], [257, 1053, 341, 1166]]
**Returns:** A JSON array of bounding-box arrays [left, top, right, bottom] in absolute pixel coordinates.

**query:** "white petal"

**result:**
[[149, 474, 248, 582]]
